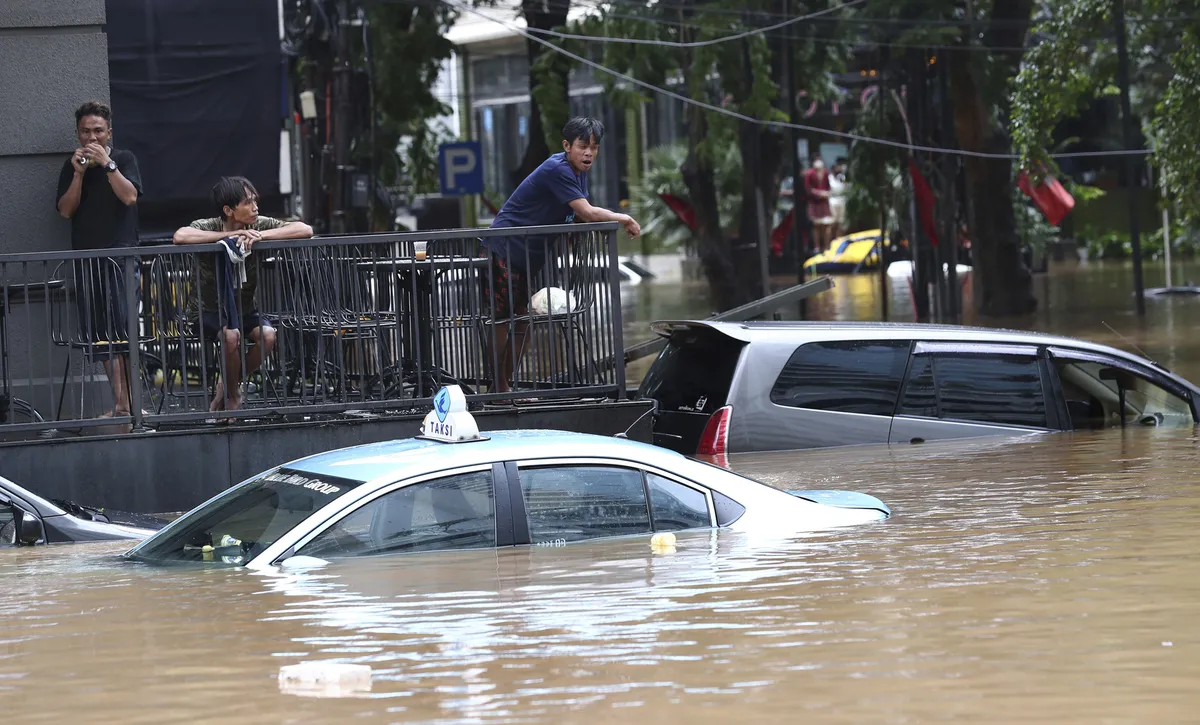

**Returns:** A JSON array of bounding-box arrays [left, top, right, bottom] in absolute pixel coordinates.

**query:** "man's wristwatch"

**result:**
[[105, 160, 118, 173]]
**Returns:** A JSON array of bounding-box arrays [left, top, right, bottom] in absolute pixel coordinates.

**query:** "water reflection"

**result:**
[[5, 428, 1200, 723]]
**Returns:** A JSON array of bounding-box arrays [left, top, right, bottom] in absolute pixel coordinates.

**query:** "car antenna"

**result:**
[[615, 399, 658, 439], [1101, 321, 1153, 361]]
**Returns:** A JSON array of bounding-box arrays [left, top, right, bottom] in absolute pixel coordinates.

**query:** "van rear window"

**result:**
[[770, 340, 911, 415], [639, 328, 745, 414]]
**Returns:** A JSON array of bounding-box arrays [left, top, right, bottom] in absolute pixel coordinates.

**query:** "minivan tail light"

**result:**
[[697, 405, 732, 456]]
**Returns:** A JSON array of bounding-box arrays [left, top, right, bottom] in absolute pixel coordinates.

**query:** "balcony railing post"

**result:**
[[606, 227, 626, 399], [124, 253, 145, 431]]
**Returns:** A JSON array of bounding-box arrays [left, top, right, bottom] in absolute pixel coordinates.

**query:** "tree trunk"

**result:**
[[948, 0, 1037, 317], [514, 0, 570, 188], [736, 121, 784, 303], [682, 104, 738, 312]]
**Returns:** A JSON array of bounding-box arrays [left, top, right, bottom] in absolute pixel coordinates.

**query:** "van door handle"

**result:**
[[909, 437, 925, 444]]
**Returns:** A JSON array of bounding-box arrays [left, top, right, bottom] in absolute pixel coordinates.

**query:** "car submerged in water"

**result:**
[[639, 320, 1200, 455], [124, 386, 891, 569], [0, 475, 164, 546]]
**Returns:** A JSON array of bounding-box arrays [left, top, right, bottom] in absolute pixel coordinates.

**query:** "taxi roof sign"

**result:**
[[420, 385, 485, 443]]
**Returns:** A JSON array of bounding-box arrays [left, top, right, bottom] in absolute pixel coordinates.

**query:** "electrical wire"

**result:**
[[440, 0, 1153, 160], [544, 1, 1033, 53], [523, 0, 863, 47]]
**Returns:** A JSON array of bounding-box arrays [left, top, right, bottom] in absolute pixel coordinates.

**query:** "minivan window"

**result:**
[[1053, 359, 1193, 429], [899, 353, 1047, 428], [639, 328, 745, 415], [770, 340, 911, 416]]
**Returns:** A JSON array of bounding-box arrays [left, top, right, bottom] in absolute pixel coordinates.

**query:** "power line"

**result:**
[[440, 0, 1153, 161], [554, 1, 1032, 53], [523, 0, 864, 48]]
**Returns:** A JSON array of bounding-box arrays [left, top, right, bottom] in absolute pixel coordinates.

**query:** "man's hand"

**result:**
[[232, 228, 262, 253], [620, 214, 641, 239], [84, 143, 112, 168], [72, 149, 90, 174]]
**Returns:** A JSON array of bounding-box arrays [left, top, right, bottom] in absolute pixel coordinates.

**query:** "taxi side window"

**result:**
[[299, 470, 496, 558], [770, 340, 911, 416], [646, 474, 711, 531], [518, 466, 651, 543]]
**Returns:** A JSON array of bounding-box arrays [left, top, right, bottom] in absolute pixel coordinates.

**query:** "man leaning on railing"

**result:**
[[481, 116, 641, 396], [55, 100, 143, 419], [171, 176, 312, 417]]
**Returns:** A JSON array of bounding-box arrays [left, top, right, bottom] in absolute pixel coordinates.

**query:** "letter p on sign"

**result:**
[[438, 141, 484, 196]]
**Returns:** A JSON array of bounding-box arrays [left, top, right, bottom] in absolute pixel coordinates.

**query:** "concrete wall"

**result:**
[[0, 0, 109, 254]]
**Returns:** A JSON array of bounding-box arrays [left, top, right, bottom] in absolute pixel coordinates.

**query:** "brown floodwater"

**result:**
[[4, 428, 1200, 723], [5, 259, 1200, 723]]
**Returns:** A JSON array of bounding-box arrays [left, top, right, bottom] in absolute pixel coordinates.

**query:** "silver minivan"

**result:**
[[638, 321, 1200, 455]]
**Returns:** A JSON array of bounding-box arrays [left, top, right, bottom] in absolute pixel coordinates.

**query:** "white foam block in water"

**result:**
[[279, 663, 372, 698]]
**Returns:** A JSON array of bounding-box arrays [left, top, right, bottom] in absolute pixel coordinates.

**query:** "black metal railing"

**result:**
[[0, 222, 625, 436]]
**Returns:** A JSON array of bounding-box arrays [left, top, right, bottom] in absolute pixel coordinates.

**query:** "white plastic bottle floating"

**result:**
[[279, 662, 373, 698]]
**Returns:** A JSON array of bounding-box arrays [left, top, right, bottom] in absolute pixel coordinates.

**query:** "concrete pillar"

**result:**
[[0, 0, 110, 254]]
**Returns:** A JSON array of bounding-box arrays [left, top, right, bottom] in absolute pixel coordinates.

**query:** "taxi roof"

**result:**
[[284, 429, 680, 484]]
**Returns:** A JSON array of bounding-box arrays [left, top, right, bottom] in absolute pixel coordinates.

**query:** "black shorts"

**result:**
[[199, 310, 271, 338], [70, 260, 139, 362], [479, 250, 547, 319]]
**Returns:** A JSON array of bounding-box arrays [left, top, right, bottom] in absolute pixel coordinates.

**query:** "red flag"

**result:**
[[659, 193, 698, 230], [1018, 170, 1075, 226], [770, 208, 794, 257], [907, 157, 940, 248]]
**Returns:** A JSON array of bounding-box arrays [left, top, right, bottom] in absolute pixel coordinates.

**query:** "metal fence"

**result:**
[[0, 222, 625, 436]]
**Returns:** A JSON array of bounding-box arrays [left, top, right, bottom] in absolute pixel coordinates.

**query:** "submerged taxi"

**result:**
[[125, 387, 891, 569]]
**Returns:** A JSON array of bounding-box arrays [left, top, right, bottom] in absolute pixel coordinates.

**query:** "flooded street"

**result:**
[[6, 259, 1200, 723], [5, 429, 1200, 723]]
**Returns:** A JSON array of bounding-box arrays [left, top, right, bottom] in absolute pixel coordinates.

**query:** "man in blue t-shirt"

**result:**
[[481, 116, 640, 394]]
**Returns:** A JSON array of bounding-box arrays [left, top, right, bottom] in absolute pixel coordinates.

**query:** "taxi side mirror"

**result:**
[[17, 510, 44, 546]]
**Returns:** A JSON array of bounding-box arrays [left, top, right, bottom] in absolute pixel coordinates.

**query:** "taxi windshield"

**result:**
[[129, 469, 365, 565]]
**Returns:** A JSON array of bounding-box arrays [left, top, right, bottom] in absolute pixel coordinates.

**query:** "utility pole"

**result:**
[[782, 0, 805, 318], [1113, 0, 1145, 316], [331, 0, 353, 234], [877, 48, 889, 322]]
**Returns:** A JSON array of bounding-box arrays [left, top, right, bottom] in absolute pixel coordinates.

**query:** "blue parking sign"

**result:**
[[438, 141, 484, 196]]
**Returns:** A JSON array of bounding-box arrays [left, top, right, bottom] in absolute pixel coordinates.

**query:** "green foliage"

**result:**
[[1081, 219, 1200, 260], [1011, 0, 1200, 221], [631, 143, 744, 252], [368, 2, 459, 187], [844, 90, 909, 232], [399, 119, 459, 194]]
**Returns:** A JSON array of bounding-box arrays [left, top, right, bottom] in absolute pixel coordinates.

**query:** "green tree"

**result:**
[[368, 1, 460, 190], [850, 0, 1038, 317], [1011, 0, 1200, 221], [530, 1, 856, 310]]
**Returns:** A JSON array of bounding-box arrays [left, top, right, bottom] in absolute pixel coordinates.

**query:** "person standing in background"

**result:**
[[829, 157, 849, 238], [803, 155, 834, 252], [55, 100, 144, 419]]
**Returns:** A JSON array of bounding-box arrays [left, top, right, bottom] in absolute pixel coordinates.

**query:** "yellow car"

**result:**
[[803, 229, 884, 275]]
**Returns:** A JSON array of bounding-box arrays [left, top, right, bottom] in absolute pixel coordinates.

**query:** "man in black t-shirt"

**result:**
[[55, 100, 144, 418]]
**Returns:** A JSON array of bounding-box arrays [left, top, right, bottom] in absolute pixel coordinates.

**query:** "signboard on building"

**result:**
[[438, 141, 484, 196]]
